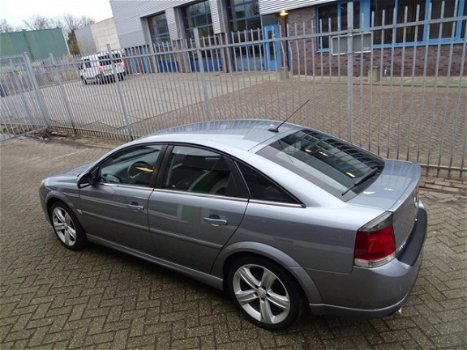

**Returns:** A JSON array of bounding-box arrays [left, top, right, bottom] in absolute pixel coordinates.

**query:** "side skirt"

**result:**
[[87, 234, 224, 290]]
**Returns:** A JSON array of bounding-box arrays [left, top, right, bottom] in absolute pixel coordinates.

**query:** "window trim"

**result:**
[[226, 0, 261, 33], [181, 0, 214, 40], [91, 143, 167, 189], [154, 142, 304, 206], [316, 0, 466, 52], [156, 143, 249, 199], [147, 12, 170, 44], [234, 160, 305, 207]]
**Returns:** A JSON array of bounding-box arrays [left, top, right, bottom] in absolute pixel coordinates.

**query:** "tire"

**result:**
[[49, 202, 87, 250], [81, 76, 87, 85], [227, 256, 304, 330]]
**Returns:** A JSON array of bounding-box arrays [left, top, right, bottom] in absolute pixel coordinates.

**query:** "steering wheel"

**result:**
[[127, 161, 153, 183]]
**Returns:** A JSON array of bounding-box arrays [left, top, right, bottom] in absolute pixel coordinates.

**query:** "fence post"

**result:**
[[148, 43, 159, 73], [23, 52, 51, 128], [347, 1, 354, 142], [9, 58, 35, 127], [49, 53, 76, 134], [107, 44, 134, 139], [194, 28, 212, 121]]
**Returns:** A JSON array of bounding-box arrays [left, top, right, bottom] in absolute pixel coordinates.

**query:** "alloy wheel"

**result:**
[[233, 264, 290, 325], [52, 207, 77, 247]]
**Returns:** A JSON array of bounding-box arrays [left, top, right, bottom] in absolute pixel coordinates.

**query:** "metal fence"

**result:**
[[0, 4, 466, 177]]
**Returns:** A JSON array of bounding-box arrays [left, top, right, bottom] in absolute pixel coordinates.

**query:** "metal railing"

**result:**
[[0, 6, 465, 177]]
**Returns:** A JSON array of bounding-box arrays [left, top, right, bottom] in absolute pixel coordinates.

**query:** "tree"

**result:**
[[67, 30, 80, 55], [62, 14, 95, 32], [0, 18, 13, 33], [22, 15, 54, 30], [59, 14, 95, 55]]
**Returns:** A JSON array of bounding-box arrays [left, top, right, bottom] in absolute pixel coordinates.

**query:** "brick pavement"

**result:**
[[1, 137, 466, 349]]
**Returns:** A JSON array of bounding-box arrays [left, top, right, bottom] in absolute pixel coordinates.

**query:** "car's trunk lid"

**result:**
[[349, 159, 421, 250]]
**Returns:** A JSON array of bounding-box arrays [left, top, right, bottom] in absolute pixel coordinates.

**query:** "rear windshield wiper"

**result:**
[[342, 168, 380, 196]]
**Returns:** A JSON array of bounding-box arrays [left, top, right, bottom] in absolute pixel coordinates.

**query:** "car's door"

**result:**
[[79, 144, 164, 254], [82, 58, 92, 80], [148, 145, 248, 273]]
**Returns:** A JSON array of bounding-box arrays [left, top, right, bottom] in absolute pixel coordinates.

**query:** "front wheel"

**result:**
[[50, 202, 87, 250], [227, 256, 304, 330]]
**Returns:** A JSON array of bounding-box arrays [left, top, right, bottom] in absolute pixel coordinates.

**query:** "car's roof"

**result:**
[[137, 119, 302, 151]]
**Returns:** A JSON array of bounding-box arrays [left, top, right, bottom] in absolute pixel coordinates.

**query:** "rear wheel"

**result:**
[[227, 256, 304, 330], [81, 76, 87, 85], [50, 202, 87, 250]]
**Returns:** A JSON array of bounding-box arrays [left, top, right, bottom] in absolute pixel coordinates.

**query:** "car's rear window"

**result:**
[[257, 129, 384, 198], [98, 53, 122, 66]]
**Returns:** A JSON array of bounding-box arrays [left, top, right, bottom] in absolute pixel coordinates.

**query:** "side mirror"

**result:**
[[77, 173, 94, 189]]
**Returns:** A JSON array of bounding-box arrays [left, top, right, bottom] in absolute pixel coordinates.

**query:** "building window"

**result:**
[[183, 0, 214, 39], [428, 0, 457, 39], [317, 0, 466, 49], [148, 13, 170, 43], [226, 0, 261, 32], [317, 1, 360, 49], [372, 0, 465, 45]]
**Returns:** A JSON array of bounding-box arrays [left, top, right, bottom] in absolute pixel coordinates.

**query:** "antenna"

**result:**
[[268, 99, 310, 133]]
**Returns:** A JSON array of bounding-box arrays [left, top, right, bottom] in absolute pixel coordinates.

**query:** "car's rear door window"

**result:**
[[257, 129, 384, 198], [162, 146, 239, 197]]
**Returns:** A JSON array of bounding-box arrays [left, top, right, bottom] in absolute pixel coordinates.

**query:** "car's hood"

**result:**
[[348, 159, 421, 211]]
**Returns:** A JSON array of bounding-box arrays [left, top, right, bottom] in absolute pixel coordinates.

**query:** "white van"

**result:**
[[79, 52, 126, 84]]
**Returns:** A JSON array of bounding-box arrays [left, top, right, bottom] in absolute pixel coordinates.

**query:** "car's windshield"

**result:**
[[257, 129, 384, 199]]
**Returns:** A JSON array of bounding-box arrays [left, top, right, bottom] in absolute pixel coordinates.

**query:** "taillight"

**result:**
[[354, 212, 396, 268]]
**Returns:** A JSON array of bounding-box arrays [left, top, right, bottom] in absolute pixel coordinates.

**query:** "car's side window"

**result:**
[[162, 146, 234, 196], [84, 59, 91, 69], [97, 145, 162, 187], [237, 162, 297, 204]]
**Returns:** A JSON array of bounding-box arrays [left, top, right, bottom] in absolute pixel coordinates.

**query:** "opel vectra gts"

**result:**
[[39, 120, 427, 329]]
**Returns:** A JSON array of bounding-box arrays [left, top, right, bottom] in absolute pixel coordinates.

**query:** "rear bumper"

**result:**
[[308, 202, 427, 317]]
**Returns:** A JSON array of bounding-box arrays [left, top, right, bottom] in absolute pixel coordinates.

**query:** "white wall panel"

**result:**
[[110, 0, 194, 47], [91, 18, 121, 51], [75, 26, 96, 54], [258, 0, 334, 15]]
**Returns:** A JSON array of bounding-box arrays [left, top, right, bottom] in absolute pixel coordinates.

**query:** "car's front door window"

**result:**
[[98, 145, 162, 187]]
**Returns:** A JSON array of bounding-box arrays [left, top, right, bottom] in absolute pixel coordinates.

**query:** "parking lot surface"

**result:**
[[1, 137, 466, 349]]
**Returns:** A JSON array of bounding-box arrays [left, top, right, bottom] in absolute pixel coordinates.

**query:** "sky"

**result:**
[[1, 0, 114, 28]]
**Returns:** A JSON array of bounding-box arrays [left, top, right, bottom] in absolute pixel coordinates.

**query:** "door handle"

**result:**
[[203, 216, 228, 226], [127, 202, 144, 211]]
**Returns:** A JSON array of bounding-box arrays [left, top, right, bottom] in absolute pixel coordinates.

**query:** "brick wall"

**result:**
[[286, 7, 466, 77]]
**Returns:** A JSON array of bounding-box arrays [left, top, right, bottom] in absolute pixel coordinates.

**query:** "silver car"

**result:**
[[39, 120, 427, 330]]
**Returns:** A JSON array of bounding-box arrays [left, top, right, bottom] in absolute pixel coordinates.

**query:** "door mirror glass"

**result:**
[[77, 173, 94, 189]]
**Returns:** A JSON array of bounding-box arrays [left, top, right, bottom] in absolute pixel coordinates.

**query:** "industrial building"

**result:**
[[0, 28, 68, 61], [107, 0, 465, 75], [75, 18, 121, 54]]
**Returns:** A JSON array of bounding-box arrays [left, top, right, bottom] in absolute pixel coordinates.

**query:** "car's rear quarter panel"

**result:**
[[228, 204, 382, 274]]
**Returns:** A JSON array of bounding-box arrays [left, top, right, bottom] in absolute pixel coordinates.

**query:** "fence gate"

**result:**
[[0, 54, 49, 141]]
